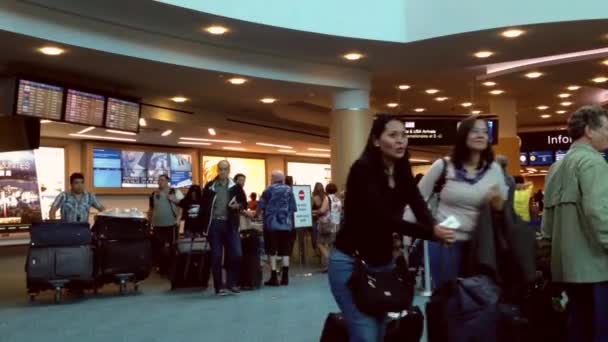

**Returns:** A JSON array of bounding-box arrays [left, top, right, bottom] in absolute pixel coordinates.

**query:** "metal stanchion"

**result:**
[[422, 240, 432, 297]]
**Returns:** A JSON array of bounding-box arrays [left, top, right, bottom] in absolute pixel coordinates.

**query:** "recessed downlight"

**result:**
[[540, 114, 552, 119], [461, 102, 473, 108], [501, 29, 525, 38], [205, 26, 229, 35], [525, 71, 543, 79], [483, 81, 497, 87], [171, 96, 188, 103], [567, 85, 581, 91], [602, 59, 608, 66], [398, 84, 411, 90], [228, 77, 248, 85], [343, 53, 364, 61], [208, 128, 216, 136], [537, 105, 549, 110], [435, 97, 449, 102], [260, 98, 277, 104], [161, 130, 173, 137], [38, 46, 65, 56], [414, 108, 426, 113], [561, 102, 573, 107], [138, 118, 147, 127], [387, 103, 399, 108], [558, 93, 571, 98], [471, 110, 482, 114], [425, 89, 439, 94], [592, 76, 608, 83], [489, 90, 505, 95], [474, 51, 494, 58], [556, 110, 567, 114]]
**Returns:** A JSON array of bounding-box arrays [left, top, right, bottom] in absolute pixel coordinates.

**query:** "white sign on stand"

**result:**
[[292, 185, 312, 229]]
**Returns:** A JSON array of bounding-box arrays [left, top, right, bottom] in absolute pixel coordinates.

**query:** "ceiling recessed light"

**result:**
[[425, 89, 439, 94], [414, 108, 426, 113], [278, 149, 297, 154], [38, 46, 64, 56], [69, 133, 136, 142], [208, 128, 216, 136], [387, 103, 399, 108], [483, 81, 497, 87], [556, 110, 567, 114], [178, 141, 212, 146], [501, 29, 525, 38], [540, 114, 552, 119], [489, 90, 505, 95], [558, 93, 571, 98], [592, 77, 608, 83], [398, 84, 410, 90], [602, 59, 608, 66], [180, 137, 241, 144], [308, 148, 331, 152], [560, 102, 573, 106], [343, 53, 364, 61], [260, 97, 277, 104], [471, 110, 482, 114], [138, 118, 147, 127], [435, 97, 449, 102], [461, 102, 473, 108], [223, 147, 247, 152], [525, 71, 543, 79], [537, 105, 549, 110], [567, 85, 581, 91], [171, 96, 188, 103], [40, 120, 52, 124], [474, 51, 494, 58], [205, 26, 229, 35], [161, 130, 173, 137], [256, 142, 292, 149], [228, 77, 248, 85], [106, 129, 136, 136], [77, 126, 95, 134]]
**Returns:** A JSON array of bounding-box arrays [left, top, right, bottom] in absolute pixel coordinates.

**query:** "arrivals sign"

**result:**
[[292, 185, 312, 229]]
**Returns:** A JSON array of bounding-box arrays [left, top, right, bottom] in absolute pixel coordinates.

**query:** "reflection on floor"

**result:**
[[0, 246, 428, 342]]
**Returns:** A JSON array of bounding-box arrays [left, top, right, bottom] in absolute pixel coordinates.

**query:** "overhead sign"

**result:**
[[292, 185, 312, 229], [519, 130, 573, 151]]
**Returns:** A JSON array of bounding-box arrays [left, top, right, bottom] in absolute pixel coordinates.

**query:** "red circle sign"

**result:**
[[298, 190, 305, 201]]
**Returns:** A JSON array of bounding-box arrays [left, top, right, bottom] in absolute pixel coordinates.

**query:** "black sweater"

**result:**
[[334, 158, 436, 266]]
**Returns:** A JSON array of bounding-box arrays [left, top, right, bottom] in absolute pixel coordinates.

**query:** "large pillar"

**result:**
[[330, 89, 372, 190], [490, 97, 520, 175]]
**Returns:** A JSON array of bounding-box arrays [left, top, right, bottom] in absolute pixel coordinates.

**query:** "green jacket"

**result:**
[[542, 143, 608, 283]]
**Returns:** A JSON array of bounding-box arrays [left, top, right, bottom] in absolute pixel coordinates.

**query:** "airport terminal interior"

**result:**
[[1, 0, 608, 341]]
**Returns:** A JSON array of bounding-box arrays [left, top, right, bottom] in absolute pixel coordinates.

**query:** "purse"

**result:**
[[348, 252, 415, 317]]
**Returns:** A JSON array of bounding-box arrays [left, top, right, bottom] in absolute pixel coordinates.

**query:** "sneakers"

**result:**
[[215, 289, 228, 297], [229, 287, 241, 294]]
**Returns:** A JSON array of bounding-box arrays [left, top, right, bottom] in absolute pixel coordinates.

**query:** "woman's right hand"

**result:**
[[433, 225, 456, 244]]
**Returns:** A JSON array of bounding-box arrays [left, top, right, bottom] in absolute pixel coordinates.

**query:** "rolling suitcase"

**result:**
[[385, 306, 424, 342], [320, 312, 348, 342], [30, 221, 91, 247], [239, 229, 262, 289], [92, 216, 149, 240], [170, 237, 211, 290]]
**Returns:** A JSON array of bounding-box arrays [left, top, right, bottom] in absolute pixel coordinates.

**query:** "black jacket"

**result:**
[[201, 178, 247, 233], [334, 158, 436, 266]]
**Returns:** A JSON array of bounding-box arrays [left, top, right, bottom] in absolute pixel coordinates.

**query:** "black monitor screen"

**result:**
[[65, 89, 105, 126], [105, 97, 140, 132], [15, 79, 63, 120]]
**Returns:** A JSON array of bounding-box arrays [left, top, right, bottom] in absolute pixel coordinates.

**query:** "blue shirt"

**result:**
[[259, 184, 297, 231]]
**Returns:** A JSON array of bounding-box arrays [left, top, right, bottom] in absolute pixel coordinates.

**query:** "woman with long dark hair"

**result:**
[[313, 182, 331, 269], [329, 115, 455, 341], [179, 185, 204, 237], [413, 115, 508, 288]]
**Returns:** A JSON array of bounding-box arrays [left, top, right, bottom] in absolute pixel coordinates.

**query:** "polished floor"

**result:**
[[0, 246, 428, 342]]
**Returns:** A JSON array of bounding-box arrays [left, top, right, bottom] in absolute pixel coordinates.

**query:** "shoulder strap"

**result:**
[[432, 158, 449, 196], [166, 189, 177, 220]]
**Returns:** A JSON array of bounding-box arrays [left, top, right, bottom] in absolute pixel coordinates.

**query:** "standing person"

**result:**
[[513, 176, 534, 222], [49, 173, 105, 223], [178, 185, 203, 237], [534, 190, 545, 213], [247, 193, 258, 211], [257, 171, 297, 286], [313, 183, 331, 269], [543, 106, 608, 342], [148, 174, 184, 275], [234, 173, 246, 188], [317, 183, 342, 272], [330, 115, 455, 341], [412, 115, 508, 289], [201, 160, 247, 296]]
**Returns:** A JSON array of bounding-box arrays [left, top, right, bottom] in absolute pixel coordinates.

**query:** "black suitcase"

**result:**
[[385, 306, 424, 342], [92, 216, 149, 240], [320, 312, 349, 342], [170, 237, 211, 289], [97, 239, 152, 281], [239, 229, 262, 289], [30, 221, 91, 247]]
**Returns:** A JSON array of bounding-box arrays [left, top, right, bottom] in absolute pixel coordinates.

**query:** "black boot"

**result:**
[[281, 267, 289, 286], [265, 270, 279, 287]]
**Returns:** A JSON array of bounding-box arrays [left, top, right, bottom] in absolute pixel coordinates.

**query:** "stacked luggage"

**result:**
[[92, 215, 152, 294], [26, 221, 94, 303], [170, 236, 211, 290]]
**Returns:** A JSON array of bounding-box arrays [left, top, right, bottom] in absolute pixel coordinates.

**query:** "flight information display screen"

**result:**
[[64, 89, 105, 126], [105, 97, 140, 132], [15, 79, 63, 120]]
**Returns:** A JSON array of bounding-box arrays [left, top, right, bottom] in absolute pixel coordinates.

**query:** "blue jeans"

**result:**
[[328, 248, 393, 342], [429, 241, 469, 289], [566, 282, 608, 342], [208, 219, 242, 291]]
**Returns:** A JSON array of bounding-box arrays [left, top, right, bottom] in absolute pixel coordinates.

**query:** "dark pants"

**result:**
[[208, 219, 242, 291], [152, 225, 177, 274], [566, 282, 608, 342]]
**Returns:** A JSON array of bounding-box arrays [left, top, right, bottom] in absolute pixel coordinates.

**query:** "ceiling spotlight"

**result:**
[[560, 102, 573, 106], [525, 71, 543, 79], [260, 97, 277, 104], [461, 102, 473, 108], [483, 81, 497, 87], [592, 77, 608, 83], [171, 96, 188, 103], [435, 97, 448, 102], [556, 110, 567, 114], [558, 93, 571, 98], [471, 110, 482, 114], [501, 29, 525, 38], [161, 129, 173, 137], [387, 103, 399, 108], [425, 89, 439, 94], [414, 108, 426, 113], [228, 77, 248, 85], [205, 26, 229, 35], [489, 90, 505, 95], [343, 53, 364, 61], [537, 105, 549, 110], [567, 85, 581, 91], [540, 114, 552, 119], [208, 128, 216, 136], [398, 84, 411, 90], [474, 51, 494, 58], [138, 118, 147, 127], [38, 46, 65, 56], [602, 59, 608, 66]]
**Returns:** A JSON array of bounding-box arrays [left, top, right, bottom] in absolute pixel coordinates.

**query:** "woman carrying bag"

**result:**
[[328, 115, 455, 342]]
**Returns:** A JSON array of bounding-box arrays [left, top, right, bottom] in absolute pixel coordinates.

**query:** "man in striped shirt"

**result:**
[[50, 173, 105, 223]]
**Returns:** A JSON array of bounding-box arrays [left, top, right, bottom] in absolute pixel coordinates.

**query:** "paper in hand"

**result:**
[[440, 215, 461, 230]]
